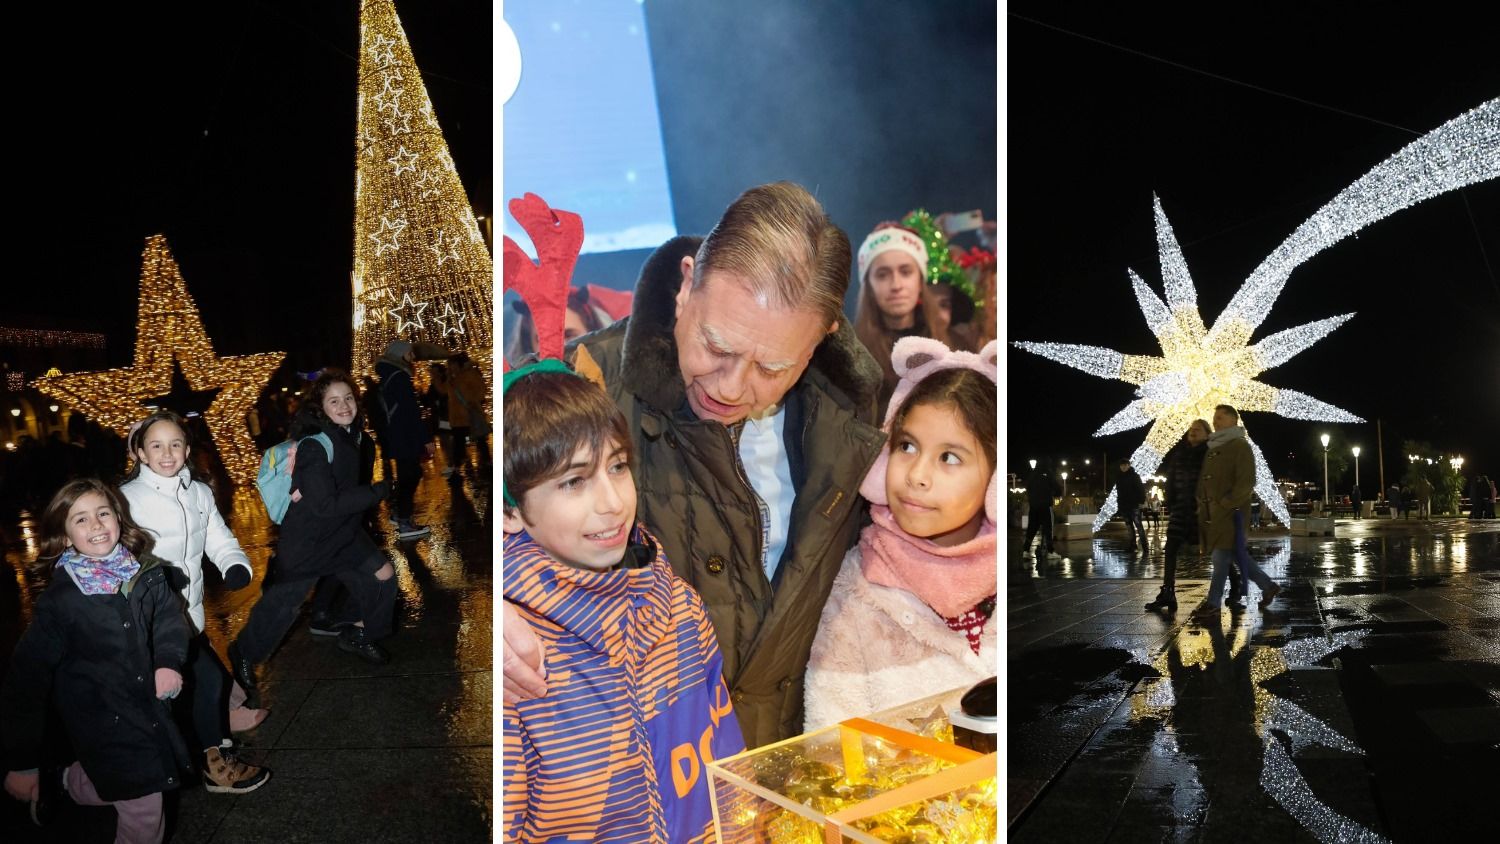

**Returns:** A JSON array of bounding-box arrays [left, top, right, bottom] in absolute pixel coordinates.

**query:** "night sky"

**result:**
[[7, 1, 490, 373], [1006, 7, 1500, 496]]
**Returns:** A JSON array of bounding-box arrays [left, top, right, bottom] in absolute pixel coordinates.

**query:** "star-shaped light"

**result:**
[[414, 167, 441, 199], [1016, 99, 1500, 531], [432, 302, 467, 337], [387, 144, 418, 176], [372, 78, 404, 115], [428, 229, 462, 266], [382, 108, 412, 136], [388, 293, 429, 333], [368, 212, 407, 255], [367, 33, 397, 68], [34, 235, 282, 487]]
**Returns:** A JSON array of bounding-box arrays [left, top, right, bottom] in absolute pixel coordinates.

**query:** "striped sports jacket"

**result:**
[[502, 525, 745, 843]]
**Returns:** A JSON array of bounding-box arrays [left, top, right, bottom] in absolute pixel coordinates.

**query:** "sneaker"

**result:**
[[338, 628, 391, 665], [226, 642, 260, 710], [203, 746, 271, 794], [396, 520, 431, 539], [309, 612, 355, 637], [1046, 551, 1062, 560]]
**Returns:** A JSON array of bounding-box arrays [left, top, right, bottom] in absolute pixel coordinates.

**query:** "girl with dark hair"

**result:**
[[1, 478, 192, 841], [803, 338, 998, 729], [228, 370, 398, 707], [120, 410, 270, 793], [853, 223, 968, 416]]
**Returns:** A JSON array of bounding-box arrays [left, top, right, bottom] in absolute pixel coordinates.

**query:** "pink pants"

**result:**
[[64, 764, 164, 844]]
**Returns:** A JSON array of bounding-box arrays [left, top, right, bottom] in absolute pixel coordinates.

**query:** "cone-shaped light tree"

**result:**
[[351, 0, 492, 381]]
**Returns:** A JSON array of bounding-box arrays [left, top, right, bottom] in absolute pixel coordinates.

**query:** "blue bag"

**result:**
[[256, 433, 334, 523]]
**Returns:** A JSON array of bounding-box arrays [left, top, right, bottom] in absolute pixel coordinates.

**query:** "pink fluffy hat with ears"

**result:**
[[859, 337, 999, 522]]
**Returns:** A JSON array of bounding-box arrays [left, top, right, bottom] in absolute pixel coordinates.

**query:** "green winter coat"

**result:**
[[569, 236, 886, 748], [1196, 430, 1255, 550]]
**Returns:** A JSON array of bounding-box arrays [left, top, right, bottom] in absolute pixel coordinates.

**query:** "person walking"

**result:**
[[1023, 461, 1061, 559], [1387, 483, 1402, 521], [375, 341, 433, 539], [1145, 420, 1210, 612], [1116, 459, 1148, 554], [1414, 474, 1433, 519], [1191, 405, 1283, 619], [1350, 482, 1362, 520]]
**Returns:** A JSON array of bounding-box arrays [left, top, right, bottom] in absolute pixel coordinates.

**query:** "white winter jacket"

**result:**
[[803, 546, 997, 732], [120, 467, 251, 633]]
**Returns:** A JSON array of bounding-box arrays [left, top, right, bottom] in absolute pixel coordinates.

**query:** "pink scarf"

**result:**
[[858, 505, 997, 618]]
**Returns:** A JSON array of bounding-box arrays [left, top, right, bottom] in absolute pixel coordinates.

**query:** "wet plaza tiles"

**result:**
[[1009, 516, 1500, 843]]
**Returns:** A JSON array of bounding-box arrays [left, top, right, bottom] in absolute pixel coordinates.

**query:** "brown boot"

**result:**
[[203, 746, 271, 794]]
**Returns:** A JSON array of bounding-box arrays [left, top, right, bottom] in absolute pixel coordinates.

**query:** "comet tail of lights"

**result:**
[[1014, 99, 1500, 532], [351, 0, 493, 384], [32, 235, 284, 487]]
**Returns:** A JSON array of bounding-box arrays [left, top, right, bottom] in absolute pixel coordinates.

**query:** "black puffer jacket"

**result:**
[[277, 417, 382, 578], [1, 554, 192, 801], [1164, 441, 1207, 542]]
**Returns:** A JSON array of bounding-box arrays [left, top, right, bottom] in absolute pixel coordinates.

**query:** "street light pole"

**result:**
[[1353, 446, 1361, 491], [1320, 433, 1331, 505]]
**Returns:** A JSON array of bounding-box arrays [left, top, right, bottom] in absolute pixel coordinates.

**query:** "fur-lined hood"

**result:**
[[613, 235, 883, 415]]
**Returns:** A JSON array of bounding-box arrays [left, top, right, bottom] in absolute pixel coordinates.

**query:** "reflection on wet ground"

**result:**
[[0, 456, 493, 842], [1009, 518, 1500, 843]]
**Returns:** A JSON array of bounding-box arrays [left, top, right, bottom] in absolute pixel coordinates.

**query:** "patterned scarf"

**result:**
[[859, 505, 998, 619], [57, 544, 140, 595]]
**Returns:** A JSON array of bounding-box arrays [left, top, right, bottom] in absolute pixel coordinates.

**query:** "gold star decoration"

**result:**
[[35, 235, 283, 487], [387, 145, 419, 177], [432, 301, 467, 337], [388, 292, 429, 332]]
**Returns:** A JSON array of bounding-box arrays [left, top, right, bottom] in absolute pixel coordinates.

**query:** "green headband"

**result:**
[[500, 358, 582, 508]]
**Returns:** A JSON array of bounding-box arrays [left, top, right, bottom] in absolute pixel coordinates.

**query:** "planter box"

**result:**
[[1291, 517, 1335, 536]]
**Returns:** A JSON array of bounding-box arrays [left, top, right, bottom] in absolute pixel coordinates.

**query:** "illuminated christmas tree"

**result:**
[[351, 0, 492, 381], [34, 235, 284, 487]]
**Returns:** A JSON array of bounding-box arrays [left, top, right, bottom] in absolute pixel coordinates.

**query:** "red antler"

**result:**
[[502, 193, 584, 368]]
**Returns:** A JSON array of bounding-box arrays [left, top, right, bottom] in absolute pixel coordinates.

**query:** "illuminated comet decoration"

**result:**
[[1016, 99, 1500, 531]]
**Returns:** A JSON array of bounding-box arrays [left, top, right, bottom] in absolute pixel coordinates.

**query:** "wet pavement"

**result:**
[[1008, 515, 1500, 843], [1, 454, 493, 843]]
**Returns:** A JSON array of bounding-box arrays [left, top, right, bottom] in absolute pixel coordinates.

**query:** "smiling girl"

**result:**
[[1, 479, 192, 842], [803, 338, 998, 730]]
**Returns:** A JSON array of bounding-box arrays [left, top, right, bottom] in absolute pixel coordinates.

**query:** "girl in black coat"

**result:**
[[1, 478, 191, 842], [228, 370, 397, 708]]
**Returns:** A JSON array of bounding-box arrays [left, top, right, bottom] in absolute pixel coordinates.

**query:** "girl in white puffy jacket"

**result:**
[[803, 339, 998, 731], [120, 410, 270, 794]]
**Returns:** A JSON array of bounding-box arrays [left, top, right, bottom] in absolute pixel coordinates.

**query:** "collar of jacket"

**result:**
[[610, 236, 883, 417], [1208, 425, 1247, 449], [138, 465, 192, 495], [121, 553, 165, 598]]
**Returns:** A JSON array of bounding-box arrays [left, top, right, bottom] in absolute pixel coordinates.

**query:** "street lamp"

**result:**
[[1029, 459, 1037, 470], [1320, 433, 1331, 504], [1451, 456, 1464, 473], [1060, 471, 1069, 500], [1352, 446, 1361, 491]]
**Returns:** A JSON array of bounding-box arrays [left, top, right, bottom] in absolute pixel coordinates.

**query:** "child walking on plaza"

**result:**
[[228, 370, 399, 707], [501, 361, 744, 843], [120, 409, 271, 794], [804, 338, 998, 730], [1, 479, 193, 843]]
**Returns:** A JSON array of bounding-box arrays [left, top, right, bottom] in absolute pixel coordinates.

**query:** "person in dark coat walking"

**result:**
[[228, 371, 398, 707], [375, 340, 434, 539], [1145, 420, 1210, 612], [1387, 483, 1402, 520], [1350, 482, 1363, 519], [1023, 462, 1061, 558], [2, 478, 192, 842], [1116, 459, 1149, 553]]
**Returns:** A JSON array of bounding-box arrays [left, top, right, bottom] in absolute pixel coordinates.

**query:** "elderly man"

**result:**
[[503, 183, 885, 747], [1191, 404, 1283, 618]]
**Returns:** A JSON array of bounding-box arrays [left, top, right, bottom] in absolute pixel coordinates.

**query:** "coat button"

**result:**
[[167, 777, 175, 784], [123, 621, 130, 628], [777, 677, 791, 691], [706, 555, 726, 574], [137, 675, 145, 682], [732, 689, 745, 703], [665, 432, 679, 449]]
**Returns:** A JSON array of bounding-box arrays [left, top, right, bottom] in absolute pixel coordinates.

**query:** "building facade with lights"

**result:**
[[0, 324, 109, 448]]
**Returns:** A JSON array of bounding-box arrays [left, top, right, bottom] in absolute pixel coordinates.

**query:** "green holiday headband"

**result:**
[[500, 358, 582, 508]]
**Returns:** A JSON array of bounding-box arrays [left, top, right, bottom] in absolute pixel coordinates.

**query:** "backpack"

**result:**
[[256, 433, 334, 523]]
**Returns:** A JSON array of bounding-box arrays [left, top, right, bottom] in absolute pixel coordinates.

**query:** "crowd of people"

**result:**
[[500, 182, 998, 841], [1, 341, 489, 842]]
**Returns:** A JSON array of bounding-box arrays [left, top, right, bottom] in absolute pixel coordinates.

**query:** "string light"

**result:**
[[351, 0, 492, 384], [1015, 100, 1500, 531], [0, 327, 107, 349], [33, 235, 284, 487]]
